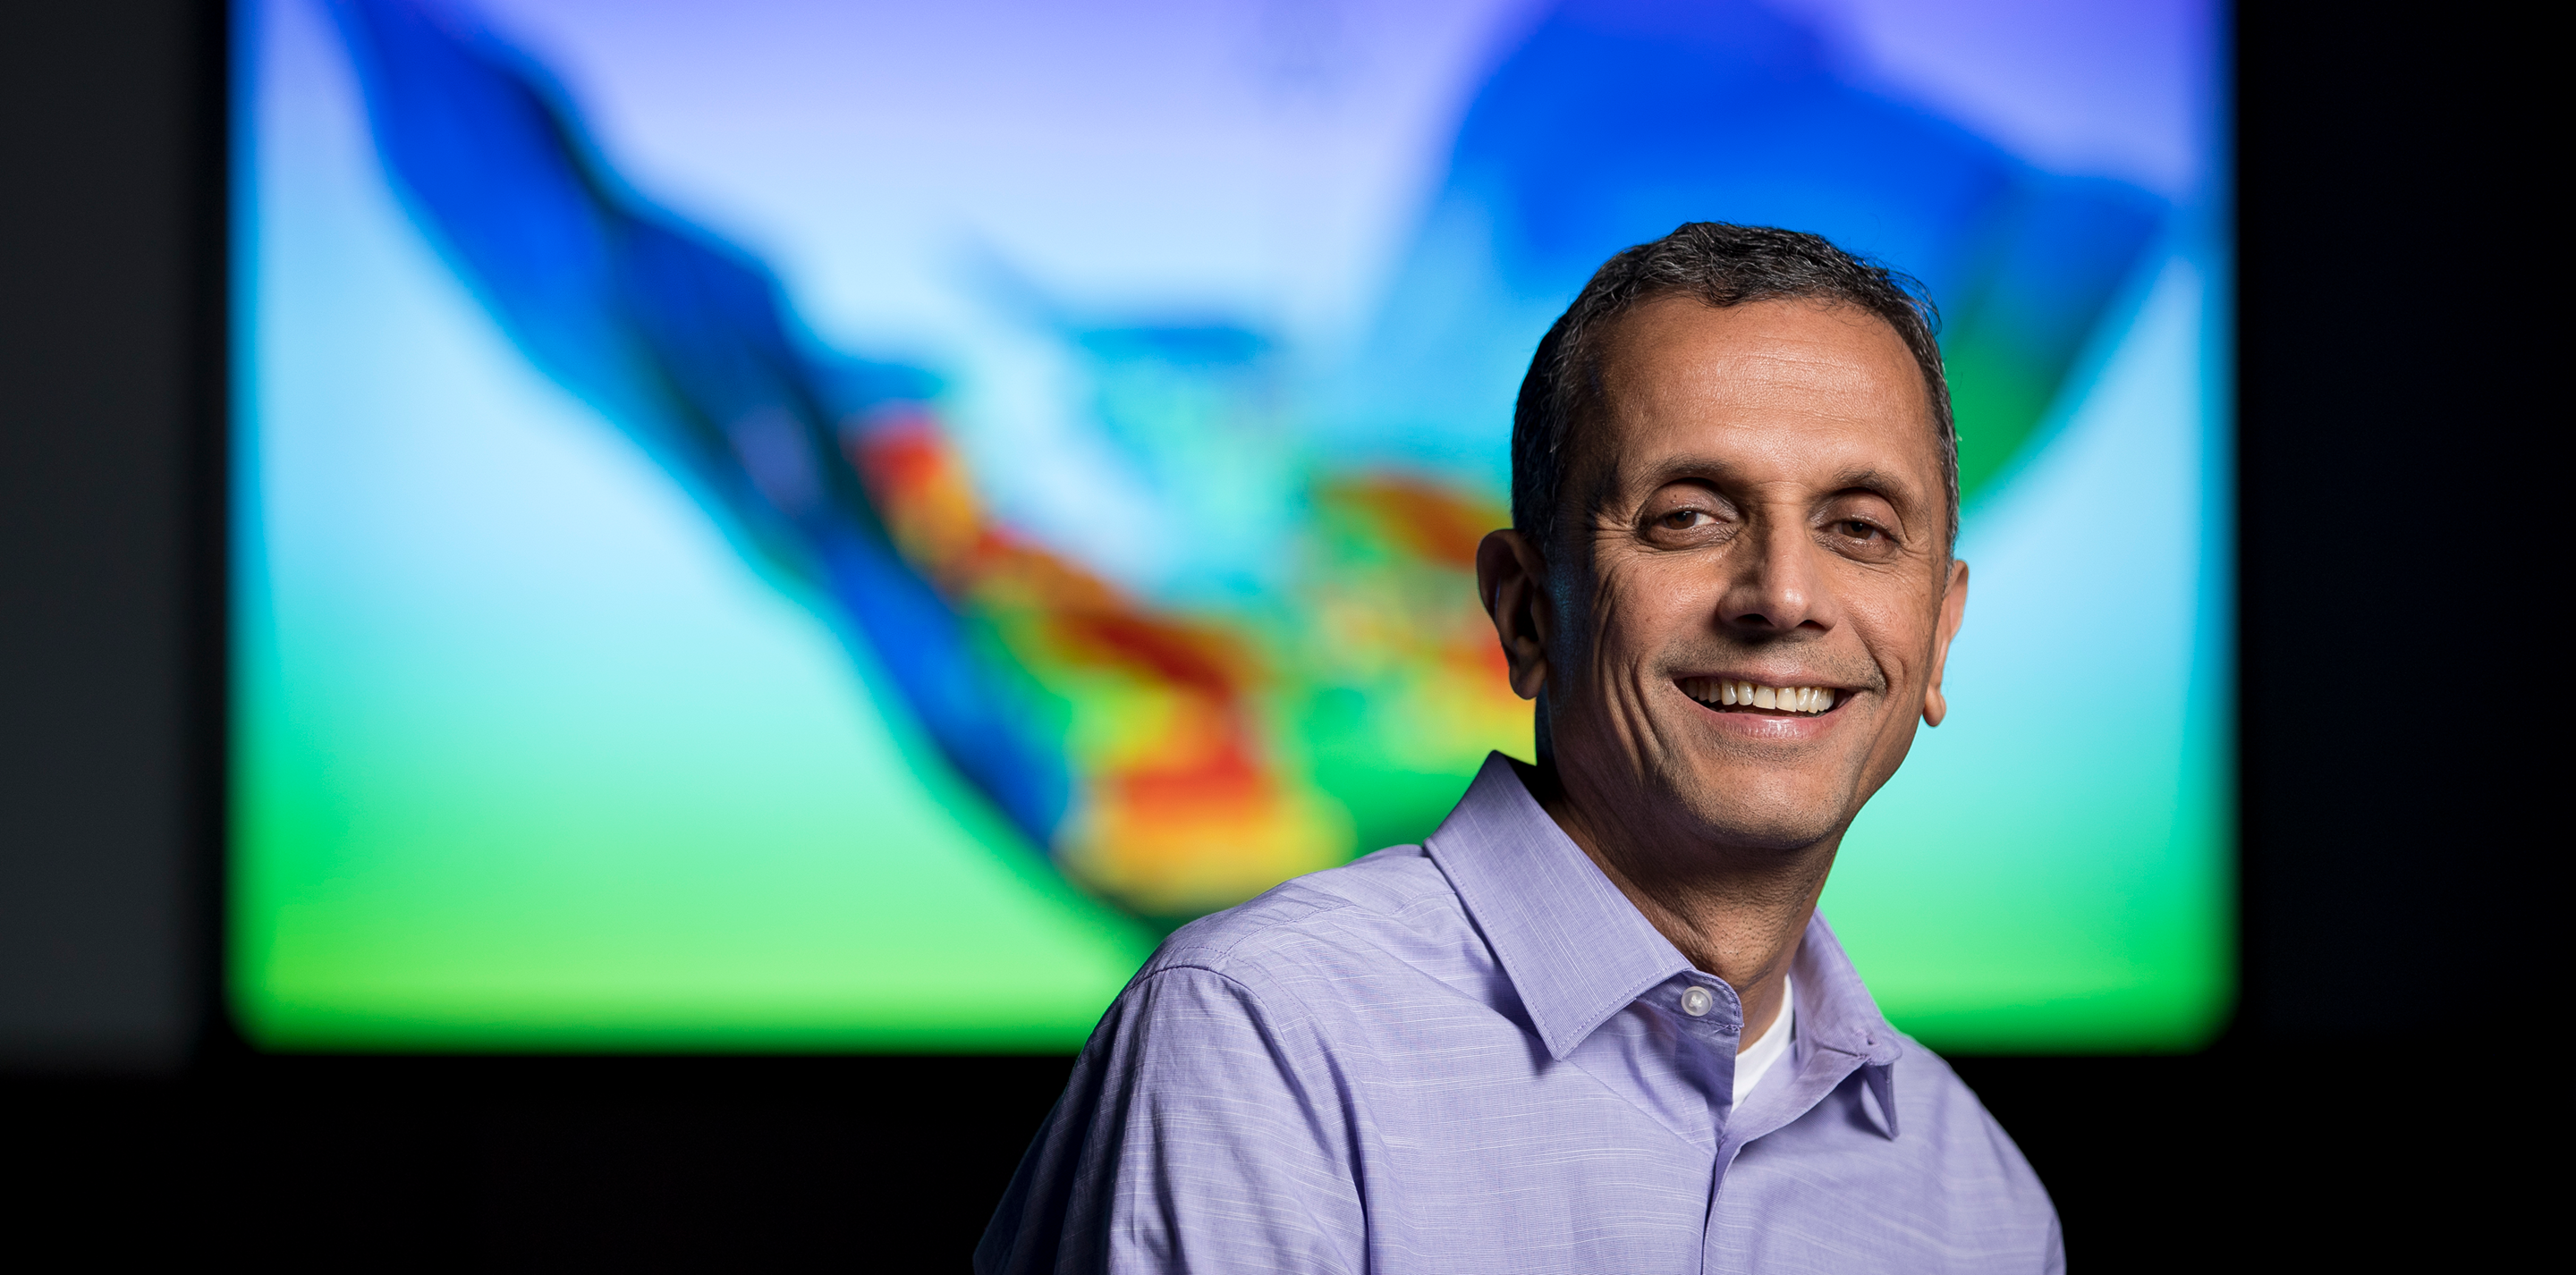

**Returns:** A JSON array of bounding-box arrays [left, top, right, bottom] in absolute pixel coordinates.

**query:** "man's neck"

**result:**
[[1511, 756, 1835, 1052]]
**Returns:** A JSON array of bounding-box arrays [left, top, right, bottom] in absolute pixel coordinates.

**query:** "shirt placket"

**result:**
[[1636, 970, 1764, 1275]]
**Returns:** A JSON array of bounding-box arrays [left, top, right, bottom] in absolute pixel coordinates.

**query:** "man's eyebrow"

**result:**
[[1624, 453, 1751, 489], [1623, 456, 1928, 504], [1818, 466, 1926, 504]]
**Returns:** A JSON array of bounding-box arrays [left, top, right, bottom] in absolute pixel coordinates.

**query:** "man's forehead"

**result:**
[[1587, 297, 1939, 490]]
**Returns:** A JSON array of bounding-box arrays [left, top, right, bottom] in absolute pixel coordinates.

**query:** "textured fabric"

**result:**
[[979, 754, 2063, 1273]]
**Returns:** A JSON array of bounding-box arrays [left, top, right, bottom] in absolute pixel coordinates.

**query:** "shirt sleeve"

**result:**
[[975, 964, 1363, 1275]]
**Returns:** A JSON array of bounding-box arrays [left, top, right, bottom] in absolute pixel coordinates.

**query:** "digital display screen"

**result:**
[[234, 0, 2229, 1051]]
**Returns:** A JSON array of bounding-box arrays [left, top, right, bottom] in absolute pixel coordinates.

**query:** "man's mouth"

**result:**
[[1679, 676, 1841, 716]]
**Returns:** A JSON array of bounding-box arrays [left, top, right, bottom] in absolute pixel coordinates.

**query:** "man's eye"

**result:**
[[1658, 509, 1709, 529], [1838, 519, 1880, 539]]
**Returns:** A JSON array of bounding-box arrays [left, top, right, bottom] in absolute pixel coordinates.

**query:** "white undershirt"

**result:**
[[1733, 973, 1795, 1107]]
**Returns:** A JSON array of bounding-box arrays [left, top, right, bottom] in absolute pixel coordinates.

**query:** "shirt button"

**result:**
[[1680, 985, 1714, 1017]]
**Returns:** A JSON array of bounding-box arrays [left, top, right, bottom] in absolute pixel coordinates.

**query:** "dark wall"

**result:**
[[0, 0, 2538, 1268], [1, 0, 220, 1073], [2235, 3, 2538, 1043]]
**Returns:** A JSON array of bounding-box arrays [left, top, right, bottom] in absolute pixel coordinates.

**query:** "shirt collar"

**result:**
[[1425, 754, 1693, 1061], [1787, 910, 1903, 1069], [1426, 753, 1904, 1076]]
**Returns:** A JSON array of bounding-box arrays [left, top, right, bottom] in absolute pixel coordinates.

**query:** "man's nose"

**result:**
[[1716, 515, 1829, 634]]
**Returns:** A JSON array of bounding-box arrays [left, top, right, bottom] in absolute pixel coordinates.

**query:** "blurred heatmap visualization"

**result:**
[[237, 0, 2229, 1049]]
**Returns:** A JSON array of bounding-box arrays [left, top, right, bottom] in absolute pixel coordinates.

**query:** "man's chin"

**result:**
[[1691, 812, 1847, 855], [1664, 771, 1855, 854]]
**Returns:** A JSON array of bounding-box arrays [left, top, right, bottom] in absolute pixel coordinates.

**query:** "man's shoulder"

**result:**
[[1879, 1032, 2052, 1189], [1140, 844, 1473, 990], [1885, 1031, 1996, 1120]]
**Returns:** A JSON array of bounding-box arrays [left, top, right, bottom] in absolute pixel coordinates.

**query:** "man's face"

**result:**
[[1487, 296, 1969, 856]]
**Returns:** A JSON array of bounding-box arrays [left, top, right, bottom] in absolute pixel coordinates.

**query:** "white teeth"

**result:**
[[1682, 679, 1838, 715]]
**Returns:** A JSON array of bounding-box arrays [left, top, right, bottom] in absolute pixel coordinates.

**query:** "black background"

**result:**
[[2, 2, 2544, 1268]]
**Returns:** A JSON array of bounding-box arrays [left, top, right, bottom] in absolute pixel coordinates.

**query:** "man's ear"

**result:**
[[1921, 558, 1970, 727], [1477, 529, 1554, 701]]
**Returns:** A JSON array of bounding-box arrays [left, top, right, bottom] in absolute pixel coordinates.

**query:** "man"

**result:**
[[978, 224, 2060, 1272]]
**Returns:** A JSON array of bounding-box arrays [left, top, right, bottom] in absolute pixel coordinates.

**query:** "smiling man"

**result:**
[[979, 224, 2060, 1273]]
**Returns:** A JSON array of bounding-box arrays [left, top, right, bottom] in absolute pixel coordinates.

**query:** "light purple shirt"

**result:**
[[979, 754, 2063, 1273]]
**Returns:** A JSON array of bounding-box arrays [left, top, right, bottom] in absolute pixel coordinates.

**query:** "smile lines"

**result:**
[[1680, 677, 1837, 715]]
